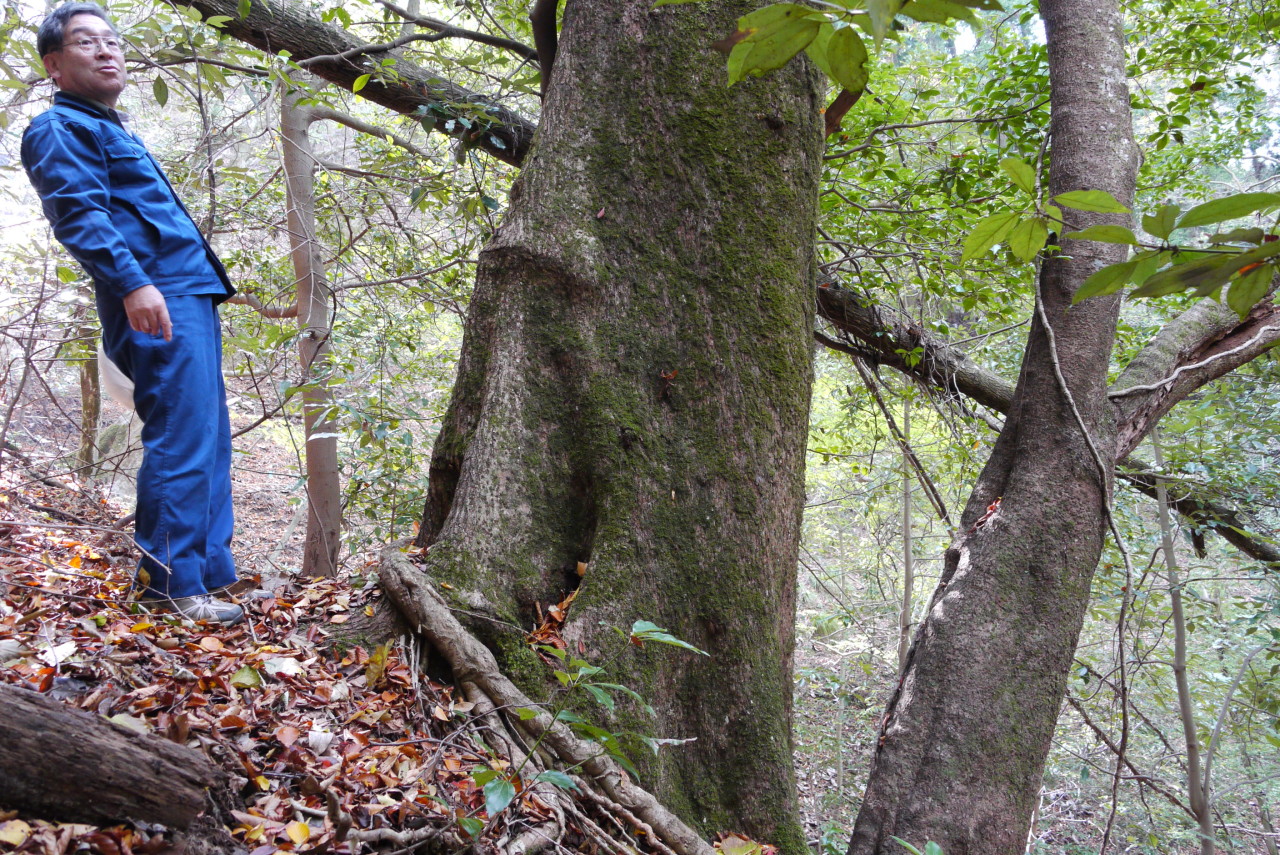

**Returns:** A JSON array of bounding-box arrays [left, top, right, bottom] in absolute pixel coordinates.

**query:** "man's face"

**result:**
[[42, 14, 126, 108]]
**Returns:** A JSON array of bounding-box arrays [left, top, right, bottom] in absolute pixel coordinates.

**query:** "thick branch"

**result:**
[[1118, 460, 1280, 569], [183, 0, 535, 166], [815, 282, 1016, 412], [530, 0, 559, 100], [225, 292, 298, 318], [1110, 295, 1280, 458], [815, 283, 1280, 571]]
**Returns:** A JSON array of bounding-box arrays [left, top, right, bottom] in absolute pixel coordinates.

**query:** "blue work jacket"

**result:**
[[22, 92, 234, 303]]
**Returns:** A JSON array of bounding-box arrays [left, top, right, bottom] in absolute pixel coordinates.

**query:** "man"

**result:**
[[23, 3, 243, 625]]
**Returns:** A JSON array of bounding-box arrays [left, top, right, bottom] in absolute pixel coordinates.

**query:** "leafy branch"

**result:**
[[655, 0, 1001, 96]]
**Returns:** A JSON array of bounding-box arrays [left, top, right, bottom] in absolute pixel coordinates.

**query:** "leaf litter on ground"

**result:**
[[0, 469, 566, 854]]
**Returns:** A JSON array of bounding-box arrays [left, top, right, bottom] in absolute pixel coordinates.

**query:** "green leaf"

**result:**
[[924, 843, 946, 855], [1072, 259, 1137, 303], [1063, 225, 1138, 245], [483, 777, 516, 817], [55, 265, 78, 284], [236, 0, 251, 18], [584, 683, 615, 710], [865, 0, 906, 42], [1141, 204, 1180, 240], [901, 0, 979, 24], [1007, 217, 1049, 261], [1131, 254, 1234, 298], [533, 770, 580, 791], [653, 0, 708, 4], [353, 73, 371, 92], [1208, 227, 1266, 245], [1130, 249, 1169, 286], [805, 23, 869, 94], [891, 838, 926, 855], [514, 706, 540, 720], [230, 665, 263, 689], [961, 211, 1022, 260], [152, 77, 168, 108], [1175, 192, 1280, 231], [999, 157, 1036, 196], [629, 620, 709, 655], [1226, 263, 1274, 318], [457, 817, 484, 839], [1053, 190, 1130, 213], [203, 14, 232, 27], [726, 5, 823, 86]]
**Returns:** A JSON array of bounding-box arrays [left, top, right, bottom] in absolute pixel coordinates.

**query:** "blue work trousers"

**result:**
[[99, 294, 236, 598]]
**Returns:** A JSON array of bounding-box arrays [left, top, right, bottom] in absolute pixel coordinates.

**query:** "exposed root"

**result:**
[[378, 544, 716, 855]]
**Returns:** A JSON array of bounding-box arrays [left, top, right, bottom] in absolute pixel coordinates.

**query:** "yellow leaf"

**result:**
[[254, 775, 271, 791], [69, 554, 82, 569], [364, 605, 374, 617], [130, 621, 156, 632], [243, 824, 264, 841], [0, 820, 32, 846], [285, 821, 311, 844]]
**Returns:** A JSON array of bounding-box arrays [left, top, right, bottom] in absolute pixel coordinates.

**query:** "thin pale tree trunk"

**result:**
[[1154, 430, 1214, 855], [898, 395, 913, 673], [282, 87, 341, 577]]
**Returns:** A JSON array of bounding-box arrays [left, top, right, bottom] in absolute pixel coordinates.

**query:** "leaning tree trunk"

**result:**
[[400, 1, 821, 849], [847, 0, 1138, 849]]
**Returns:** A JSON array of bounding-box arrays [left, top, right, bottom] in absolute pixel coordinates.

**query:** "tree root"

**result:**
[[378, 544, 716, 855]]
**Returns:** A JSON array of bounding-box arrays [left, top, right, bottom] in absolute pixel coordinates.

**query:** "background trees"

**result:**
[[1, 0, 1278, 852]]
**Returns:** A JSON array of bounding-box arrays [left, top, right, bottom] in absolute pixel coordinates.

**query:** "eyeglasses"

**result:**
[[57, 36, 123, 53]]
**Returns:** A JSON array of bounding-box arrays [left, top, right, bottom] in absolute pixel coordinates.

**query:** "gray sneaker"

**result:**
[[166, 594, 245, 626]]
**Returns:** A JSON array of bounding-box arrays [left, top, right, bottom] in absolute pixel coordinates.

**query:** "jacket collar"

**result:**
[[54, 91, 135, 134]]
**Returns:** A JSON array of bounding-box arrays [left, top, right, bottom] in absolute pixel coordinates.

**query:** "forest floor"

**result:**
[[0, 391, 862, 855]]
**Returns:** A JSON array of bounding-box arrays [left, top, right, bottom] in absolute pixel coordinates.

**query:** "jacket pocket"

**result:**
[[104, 138, 167, 201]]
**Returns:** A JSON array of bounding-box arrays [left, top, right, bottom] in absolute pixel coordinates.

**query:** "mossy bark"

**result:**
[[412, 2, 822, 850], [846, 0, 1139, 851]]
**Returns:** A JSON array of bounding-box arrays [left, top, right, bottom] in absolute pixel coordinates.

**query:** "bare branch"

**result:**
[[308, 105, 437, 160], [377, 0, 538, 62]]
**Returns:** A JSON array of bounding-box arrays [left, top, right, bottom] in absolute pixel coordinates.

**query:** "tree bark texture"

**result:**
[[0, 683, 230, 830], [847, 0, 1139, 849], [411, 2, 822, 849], [282, 88, 342, 577]]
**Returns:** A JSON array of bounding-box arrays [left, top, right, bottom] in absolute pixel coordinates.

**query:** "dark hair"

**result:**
[[36, 3, 116, 58]]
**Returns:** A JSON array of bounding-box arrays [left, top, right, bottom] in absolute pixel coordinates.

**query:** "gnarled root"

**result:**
[[378, 544, 715, 855]]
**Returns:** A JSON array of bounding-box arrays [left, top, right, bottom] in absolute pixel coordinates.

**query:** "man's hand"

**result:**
[[123, 285, 172, 342]]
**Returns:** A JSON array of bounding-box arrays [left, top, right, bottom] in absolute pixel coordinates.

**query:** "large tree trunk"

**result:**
[[847, 0, 1139, 849], [404, 1, 822, 849]]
